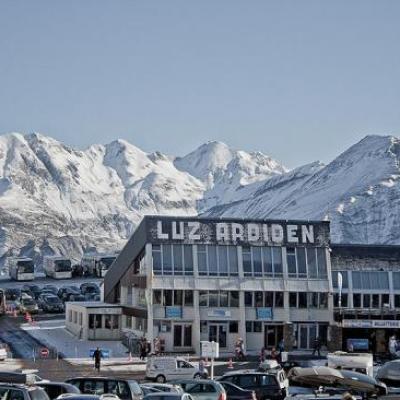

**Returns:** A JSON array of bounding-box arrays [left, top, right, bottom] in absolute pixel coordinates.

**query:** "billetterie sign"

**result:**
[[148, 218, 329, 246]]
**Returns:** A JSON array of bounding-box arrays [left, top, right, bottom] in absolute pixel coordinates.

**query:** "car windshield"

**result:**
[[55, 259, 71, 272], [46, 297, 59, 304], [17, 260, 34, 273]]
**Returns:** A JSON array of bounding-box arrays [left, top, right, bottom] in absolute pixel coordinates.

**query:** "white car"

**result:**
[[0, 345, 7, 361], [146, 357, 207, 383]]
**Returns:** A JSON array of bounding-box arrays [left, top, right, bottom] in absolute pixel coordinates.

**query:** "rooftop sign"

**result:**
[[147, 217, 329, 246]]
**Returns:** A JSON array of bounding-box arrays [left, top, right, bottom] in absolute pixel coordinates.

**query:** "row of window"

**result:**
[[245, 291, 284, 308], [332, 270, 400, 290], [153, 290, 194, 306], [333, 293, 392, 308], [286, 247, 327, 279], [152, 289, 328, 309], [242, 247, 282, 277], [289, 292, 328, 309], [152, 244, 328, 278], [88, 314, 119, 329], [199, 291, 239, 307]]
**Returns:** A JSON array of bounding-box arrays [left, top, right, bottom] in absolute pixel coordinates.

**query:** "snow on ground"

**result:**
[[21, 319, 129, 359]]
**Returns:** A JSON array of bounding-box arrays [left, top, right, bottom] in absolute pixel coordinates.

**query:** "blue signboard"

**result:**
[[346, 338, 369, 351], [89, 349, 110, 358], [256, 308, 273, 320], [165, 306, 182, 319]]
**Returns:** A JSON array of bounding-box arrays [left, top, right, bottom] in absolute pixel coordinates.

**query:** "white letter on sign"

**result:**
[[231, 223, 244, 242], [216, 223, 229, 242], [247, 223, 260, 242], [287, 225, 299, 243], [157, 221, 169, 239], [188, 222, 201, 240], [301, 225, 314, 243], [172, 221, 184, 240], [271, 224, 284, 243]]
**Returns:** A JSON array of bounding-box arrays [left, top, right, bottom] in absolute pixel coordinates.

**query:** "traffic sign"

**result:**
[[40, 348, 49, 357]]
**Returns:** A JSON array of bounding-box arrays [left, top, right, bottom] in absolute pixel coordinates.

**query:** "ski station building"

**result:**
[[65, 215, 400, 355]]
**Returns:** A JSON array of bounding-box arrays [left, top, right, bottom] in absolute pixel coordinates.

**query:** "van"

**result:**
[[327, 352, 374, 377], [146, 357, 207, 383]]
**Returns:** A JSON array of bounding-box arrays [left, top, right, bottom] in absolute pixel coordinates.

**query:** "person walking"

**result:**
[[139, 337, 147, 360], [93, 347, 103, 372], [312, 337, 321, 356]]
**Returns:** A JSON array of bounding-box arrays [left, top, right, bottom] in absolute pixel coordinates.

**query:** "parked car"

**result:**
[[0, 383, 50, 400], [146, 357, 207, 383], [19, 297, 39, 314], [57, 395, 120, 400], [84, 293, 101, 301], [65, 377, 143, 400], [140, 387, 162, 396], [143, 393, 194, 400], [0, 344, 8, 361], [43, 285, 59, 295], [219, 371, 286, 400], [59, 287, 81, 302], [80, 283, 100, 296], [140, 385, 182, 394], [68, 294, 86, 302], [218, 382, 255, 400], [37, 382, 81, 400], [170, 380, 225, 400], [38, 294, 65, 313], [24, 284, 41, 299], [5, 288, 21, 300], [376, 359, 400, 388]]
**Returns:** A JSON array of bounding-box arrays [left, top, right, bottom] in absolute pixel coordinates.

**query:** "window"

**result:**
[[229, 321, 238, 333], [229, 291, 239, 307], [9, 390, 24, 400], [393, 272, 400, 290], [275, 292, 284, 307], [363, 294, 371, 308], [307, 247, 317, 278], [243, 247, 252, 276], [395, 295, 400, 308], [199, 291, 208, 307], [152, 244, 194, 276], [89, 314, 95, 329], [319, 293, 328, 308], [333, 293, 348, 307], [309, 292, 318, 308], [164, 290, 173, 306], [220, 291, 228, 307], [382, 294, 390, 307], [317, 248, 327, 278], [245, 292, 253, 307], [264, 292, 273, 308], [296, 248, 307, 278], [372, 294, 379, 308], [184, 291, 193, 306], [174, 325, 182, 347], [209, 291, 218, 307], [253, 247, 262, 276], [353, 293, 361, 308], [254, 321, 262, 332], [197, 245, 240, 276], [289, 292, 297, 307], [352, 271, 389, 290], [105, 315, 112, 329], [153, 290, 162, 305], [287, 248, 297, 277], [298, 292, 307, 308], [272, 247, 283, 277], [246, 321, 252, 332], [255, 292, 263, 307]]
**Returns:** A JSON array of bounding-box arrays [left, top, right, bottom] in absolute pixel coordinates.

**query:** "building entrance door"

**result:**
[[297, 323, 317, 349], [208, 323, 227, 348], [264, 325, 283, 349]]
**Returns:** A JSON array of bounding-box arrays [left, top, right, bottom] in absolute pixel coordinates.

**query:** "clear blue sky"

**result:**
[[0, 1, 399, 168]]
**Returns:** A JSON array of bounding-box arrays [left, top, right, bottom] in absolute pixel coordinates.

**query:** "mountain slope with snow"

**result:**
[[206, 135, 400, 244], [0, 133, 286, 264], [0, 132, 399, 265]]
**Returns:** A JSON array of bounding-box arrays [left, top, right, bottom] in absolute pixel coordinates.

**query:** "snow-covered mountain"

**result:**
[[0, 133, 285, 264], [0, 132, 399, 265], [206, 135, 400, 244]]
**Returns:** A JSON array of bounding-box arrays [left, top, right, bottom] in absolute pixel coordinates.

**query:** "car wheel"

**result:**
[[194, 373, 202, 379], [156, 375, 166, 383]]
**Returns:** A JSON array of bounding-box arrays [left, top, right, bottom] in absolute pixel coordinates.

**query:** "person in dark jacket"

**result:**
[[93, 347, 103, 372], [312, 337, 321, 356]]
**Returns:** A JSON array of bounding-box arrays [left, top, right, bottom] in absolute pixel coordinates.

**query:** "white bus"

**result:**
[[81, 254, 117, 277], [8, 257, 35, 281], [43, 256, 72, 279]]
